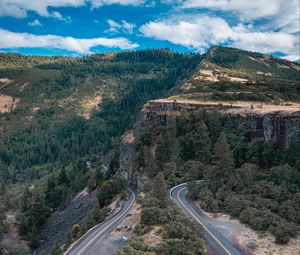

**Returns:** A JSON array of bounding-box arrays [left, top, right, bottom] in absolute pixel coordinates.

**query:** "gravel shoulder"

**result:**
[[195, 201, 300, 255]]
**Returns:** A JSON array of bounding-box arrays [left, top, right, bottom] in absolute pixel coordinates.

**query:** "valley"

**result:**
[[0, 47, 299, 255]]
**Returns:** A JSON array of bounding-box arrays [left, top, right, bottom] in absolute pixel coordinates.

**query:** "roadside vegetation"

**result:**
[[18, 153, 127, 253], [118, 172, 205, 255], [131, 110, 299, 245]]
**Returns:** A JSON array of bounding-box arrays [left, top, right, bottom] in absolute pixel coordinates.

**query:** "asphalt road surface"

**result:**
[[169, 183, 246, 255], [64, 188, 136, 255]]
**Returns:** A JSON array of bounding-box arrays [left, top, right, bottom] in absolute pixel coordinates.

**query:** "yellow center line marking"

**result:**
[[176, 186, 233, 255], [68, 190, 135, 255]]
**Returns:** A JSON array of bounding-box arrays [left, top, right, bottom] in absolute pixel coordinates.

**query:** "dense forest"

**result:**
[[0, 47, 299, 254], [0, 49, 202, 251], [0, 50, 201, 182], [131, 110, 299, 253]]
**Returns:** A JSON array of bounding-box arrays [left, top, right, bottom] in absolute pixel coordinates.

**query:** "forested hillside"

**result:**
[[0, 50, 201, 181], [0, 47, 299, 254], [116, 47, 300, 254], [0, 49, 201, 252], [129, 109, 299, 254]]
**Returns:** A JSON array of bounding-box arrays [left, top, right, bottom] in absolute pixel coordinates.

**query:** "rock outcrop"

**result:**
[[41, 188, 97, 253], [118, 99, 300, 190]]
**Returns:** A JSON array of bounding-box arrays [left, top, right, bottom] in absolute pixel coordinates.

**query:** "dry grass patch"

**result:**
[[0, 212, 29, 254], [0, 94, 19, 113], [155, 98, 300, 114], [109, 203, 141, 239], [142, 226, 163, 247], [79, 94, 102, 119], [198, 209, 300, 255]]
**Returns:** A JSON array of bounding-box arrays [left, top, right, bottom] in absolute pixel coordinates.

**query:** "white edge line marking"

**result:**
[[65, 189, 135, 255], [170, 183, 232, 255]]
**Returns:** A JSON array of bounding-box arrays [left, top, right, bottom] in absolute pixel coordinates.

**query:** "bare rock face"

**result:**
[[227, 112, 300, 148], [118, 100, 300, 190], [119, 131, 139, 189], [41, 189, 97, 253]]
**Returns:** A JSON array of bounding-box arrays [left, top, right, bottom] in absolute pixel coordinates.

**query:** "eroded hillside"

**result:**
[[180, 46, 300, 102]]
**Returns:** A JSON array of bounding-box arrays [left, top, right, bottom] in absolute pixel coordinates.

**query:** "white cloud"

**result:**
[[178, 0, 300, 34], [283, 54, 300, 62], [28, 19, 42, 27], [140, 16, 232, 52], [0, 0, 85, 18], [140, 16, 299, 60], [0, 0, 144, 18], [89, 0, 144, 8], [51, 11, 64, 20], [263, 0, 300, 34], [51, 11, 72, 22], [180, 0, 281, 20], [0, 29, 139, 54], [157, 0, 299, 60], [107, 19, 136, 34]]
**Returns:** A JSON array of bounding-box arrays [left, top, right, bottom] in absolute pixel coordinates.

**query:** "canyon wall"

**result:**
[[119, 100, 300, 190]]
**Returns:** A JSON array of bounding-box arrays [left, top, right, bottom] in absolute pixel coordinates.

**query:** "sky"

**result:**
[[0, 0, 299, 61]]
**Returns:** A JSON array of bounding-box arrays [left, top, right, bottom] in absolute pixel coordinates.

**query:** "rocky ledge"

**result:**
[[118, 99, 300, 190]]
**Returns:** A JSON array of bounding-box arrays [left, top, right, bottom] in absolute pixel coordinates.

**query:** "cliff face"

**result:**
[[118, 100, 300, 190]]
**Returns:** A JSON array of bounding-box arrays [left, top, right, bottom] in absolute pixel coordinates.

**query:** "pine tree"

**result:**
[[58, 167, 69, 185], [87, 170, 97, 192], [156, 135, 168, 169], [194, 121, 212, 163], [97, 181, 114, 208], [181, 121, 211, 162], [151, 172, 168, 208], [207, 113, 222, 143], [209, 132, 234, 186], [169, 137, 182, 164], [21, 186, 32, 212], [144, 147, 158, 178]]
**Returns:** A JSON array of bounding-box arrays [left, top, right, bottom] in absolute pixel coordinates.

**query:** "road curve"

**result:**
[[64, 188, 136, 255], [169, 183, 246, 255]]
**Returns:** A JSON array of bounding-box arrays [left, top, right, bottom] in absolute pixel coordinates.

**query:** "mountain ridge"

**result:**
[[0, 46, 299, 254]]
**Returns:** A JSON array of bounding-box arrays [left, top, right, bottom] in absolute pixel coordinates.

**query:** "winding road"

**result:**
[[169, 183, 246, 255], [64, 182, 245, 255], [64, 188, 136, 255]]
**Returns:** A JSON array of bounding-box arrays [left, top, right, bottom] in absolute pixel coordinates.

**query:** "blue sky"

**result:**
[[0, 0, 299, 61]]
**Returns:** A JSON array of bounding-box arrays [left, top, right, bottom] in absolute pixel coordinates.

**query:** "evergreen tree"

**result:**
[[194, 121, 212, 163], [20, 186, 32, 212], [183, 161, 204, 181], [181, 121, 211, 162], [163, 161, 178, 179], [208, 132, 234, 186], [58, 167, 69, 185], [207, 113, 222, 143], [87, 169, 97, 192], [97, 181, 114, 208], [108, 150, 120, 176], [155, 135, 169, 169], [151, 172, 168, 208], [144, 147, 158, 178], [169, 137, 182, 164]]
